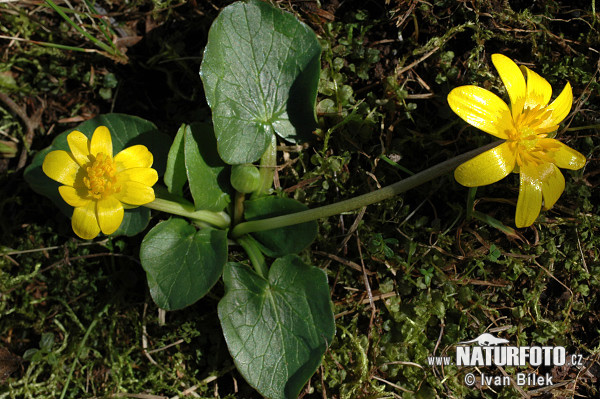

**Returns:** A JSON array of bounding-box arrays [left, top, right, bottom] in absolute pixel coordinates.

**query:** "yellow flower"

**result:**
[[448, 54, 586, 227], [42, 126, 158, 239]]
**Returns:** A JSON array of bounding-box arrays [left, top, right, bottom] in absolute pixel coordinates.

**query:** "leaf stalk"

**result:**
[[144, 196, 231, 229]]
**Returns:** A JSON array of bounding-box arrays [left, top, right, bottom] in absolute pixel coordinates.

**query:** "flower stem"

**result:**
[[466, 187, 477, 220], [231, 141, 501, 239], [237, 235, 268, 278], [565, 124, 600, 132], [144, 197, 230, 229]]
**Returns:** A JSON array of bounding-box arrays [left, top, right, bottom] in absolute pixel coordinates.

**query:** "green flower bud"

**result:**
[[230, 164, 261, 194]]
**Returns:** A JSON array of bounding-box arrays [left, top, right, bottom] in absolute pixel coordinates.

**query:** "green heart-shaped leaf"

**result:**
[[140, 218, 228, 310], [163, 124, 187, 197], [200, 0, 321, 164], [244, 196, 317, 257], [24, 113, 170, 237], [184, 123, 231, 211], [218, 255, 335, 399]]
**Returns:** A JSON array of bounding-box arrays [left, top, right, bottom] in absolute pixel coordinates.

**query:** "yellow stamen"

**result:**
[[508, 103, 562, 168], [82, 152, 120, 199]]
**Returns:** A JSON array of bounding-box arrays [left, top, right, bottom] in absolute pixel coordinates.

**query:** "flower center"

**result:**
[[508, 105, 559, 167], [83, 152, 120, 200]]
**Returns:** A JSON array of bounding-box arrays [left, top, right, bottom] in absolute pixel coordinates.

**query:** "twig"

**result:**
[[320, 365, 327, 399], [356, 234, 375, 314], [394, 0, 418, 29], [433, 321, 444, 357], [178, 382, 200, 398], [0, 91, 43, 169], [371, 376, 413, 393], [3, 239, 107, 256], [146, 339, 184, 354], [575, 228, 589, 273], [141, 302, 158, 366], [338, 206, 367, 253], [382, 361, 423, 369], [169, 370, 233, 399], [334, 292, 397, 319], [0, 92, 31, 128], [313, 251, 375, 275], [397, 46, 440, 75]]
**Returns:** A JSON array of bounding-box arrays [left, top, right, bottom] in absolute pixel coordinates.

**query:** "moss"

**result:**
[[1, 0, 599, 398]]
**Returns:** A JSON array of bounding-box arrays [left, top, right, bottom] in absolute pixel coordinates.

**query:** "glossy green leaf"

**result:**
[[24, 113, 170, 237], [200, 0, 321, 164], [140, 218, 228, 310], [244, 196, 317, 257], [112, 207, 151, 237], [184, 123, 231, 211], [218, 255, 335, 399], [164, 124, 187, 196]]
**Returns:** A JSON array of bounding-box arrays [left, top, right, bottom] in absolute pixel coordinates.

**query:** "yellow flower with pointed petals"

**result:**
[[448, 54, 586, 227], [42, 126, 158, 239]]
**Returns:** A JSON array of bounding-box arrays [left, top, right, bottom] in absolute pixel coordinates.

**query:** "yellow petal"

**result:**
[[90, 126, 113, 158], [454, 142, 516, 187], [541, 164, 565, 210], [67, 131, 91, 166], [72, 201, 100, 240], [58, 186, 90, 207], [114, 181, 155, 205], [491, 54, 526, 117], [549, 140, 586, 170], [523, 66, 552, 108], [447, 86, 513, 139], [117, 167, 158, 186], [539, 82, 572, 128], [97, 197, 124, 235], [114, 145, 153, 172], [42, 150, 80, 186], [515, 163, 543, 228]]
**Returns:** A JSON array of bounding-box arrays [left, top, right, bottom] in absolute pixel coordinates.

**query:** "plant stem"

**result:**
[[252, 134, 277, 199], [231, 141, 501, 238], [144, 197, 230, 229], [237, 235, 268, 278], [233, 192, 245, 225], [566, 124, 600, 132], [466, 186, 477, 220]]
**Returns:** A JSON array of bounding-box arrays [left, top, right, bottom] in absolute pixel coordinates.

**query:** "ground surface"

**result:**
[[1, 0, 599, 398]]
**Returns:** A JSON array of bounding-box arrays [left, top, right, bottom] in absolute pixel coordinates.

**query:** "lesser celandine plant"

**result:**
[[24, 1, 586, 398]]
